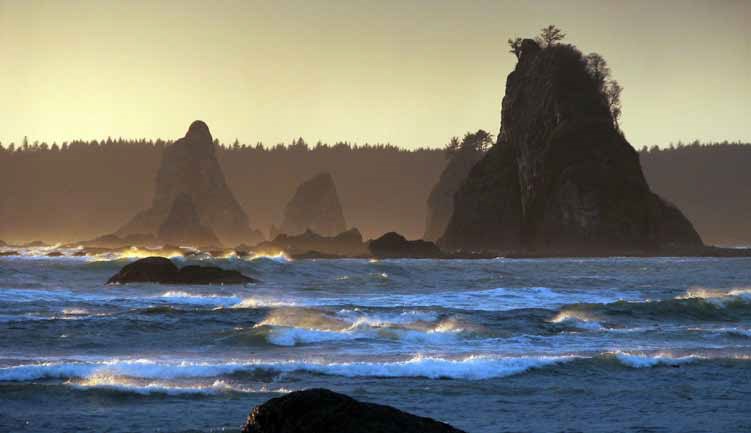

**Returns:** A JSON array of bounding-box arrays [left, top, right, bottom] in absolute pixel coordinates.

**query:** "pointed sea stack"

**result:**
[[440, 39, 702, 254], [116, 121, 263, 246], [279, 173, 346, 236]]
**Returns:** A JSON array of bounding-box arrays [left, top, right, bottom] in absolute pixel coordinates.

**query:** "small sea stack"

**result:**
[[241, 388, 466, 433], [279, 173, 347, 237], [369, 232, 444, 258]]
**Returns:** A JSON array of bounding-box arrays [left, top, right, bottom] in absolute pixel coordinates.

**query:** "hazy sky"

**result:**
[[1, 0, 749, 148]]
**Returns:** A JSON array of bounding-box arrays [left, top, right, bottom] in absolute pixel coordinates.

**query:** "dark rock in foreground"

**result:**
[[440, 39, 702, 254], [0, 250, 19, 256], [241, 388, 465, 433], [280, 172, 347, 237], [369, 232, 444, 258], [107, 256, 254, 285]]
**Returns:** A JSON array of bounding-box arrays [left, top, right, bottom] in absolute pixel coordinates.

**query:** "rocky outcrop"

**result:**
[[424, 149, 485, 241], [440, 40, 702, 254], [107, 256, 254, 285], [70, 233, 160, 249], [116, 121, 263, 246], [279, 173, 346, 236], [241, 388, 465, 433], [369, 232, 444, 258], [255, 228, 367, 257], [157, 194, 221, 248]]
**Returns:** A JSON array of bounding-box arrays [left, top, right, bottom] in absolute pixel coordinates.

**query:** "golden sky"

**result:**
[[1, 0, 749, 148]]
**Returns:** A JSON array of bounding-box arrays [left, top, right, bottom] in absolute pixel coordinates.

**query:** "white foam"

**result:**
[[613, 351, 699, 368], [156, 291, 241, 307], [67, 375, 290, 395], [676, 287, 751, 304]]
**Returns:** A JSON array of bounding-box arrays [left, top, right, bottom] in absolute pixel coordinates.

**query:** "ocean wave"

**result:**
[[549, 311, 604, 331], [0, 354, 576, 381], [66, 375, 291, 396], [676, 287, 751, 303], [230, 286, 638, 312], [156, 291, 242, 307], [253, 307, 478, 346], [556, 291, 751, 323], [612, 351, 700, 368]]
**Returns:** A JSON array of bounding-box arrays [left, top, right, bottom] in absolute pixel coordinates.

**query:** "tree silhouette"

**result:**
[[536, 25, 566, 47], [584, 52, 623, 131], [507, 37, 523, 59]]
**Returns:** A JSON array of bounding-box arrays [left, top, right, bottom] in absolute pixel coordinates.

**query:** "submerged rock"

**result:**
[[241, 388, 465, 433], [440, 39, 702, 254], [157, 194, 222, 248], [280, 173, 347, 236], [107, 256, 254, 285], [369, 232, 444, 258], [116, 120, 263, 246]]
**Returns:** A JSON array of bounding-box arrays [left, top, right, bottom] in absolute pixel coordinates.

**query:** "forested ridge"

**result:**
[[0, 138, 748, 245]]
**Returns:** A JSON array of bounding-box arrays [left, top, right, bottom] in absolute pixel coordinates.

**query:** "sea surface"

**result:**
[[1, 246, 751, 433]]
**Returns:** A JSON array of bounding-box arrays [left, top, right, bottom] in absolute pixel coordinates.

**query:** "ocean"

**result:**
[[1, 247, 750, 432]]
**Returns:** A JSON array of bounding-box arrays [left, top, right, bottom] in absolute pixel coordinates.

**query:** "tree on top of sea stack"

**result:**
[[441, 27, 702, 254]]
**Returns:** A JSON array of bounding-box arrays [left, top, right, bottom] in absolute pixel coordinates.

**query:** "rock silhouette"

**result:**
[[369, 232, 444, 258], [441, 40, 702, 253], [424, 147, 485, 241], [241, 388, 465, 433], [257, 228, 367, 257], [116, 121, 262, 246], [279, 173, 346, 236], [107, 256, 254, 285], [157, 194, 221, 248]]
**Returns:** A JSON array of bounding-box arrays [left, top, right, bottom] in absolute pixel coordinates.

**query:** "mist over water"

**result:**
[[1, 252, 751, 432]]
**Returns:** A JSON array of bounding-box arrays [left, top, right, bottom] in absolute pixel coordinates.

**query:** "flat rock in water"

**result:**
[[369, 232, 444, 258], [107, 256, 254, 285], [241, 388, 465, 433]]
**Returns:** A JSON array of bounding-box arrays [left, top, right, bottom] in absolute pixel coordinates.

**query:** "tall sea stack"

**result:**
[[279, 172, 347, 236], [116, 121, 262, 246], [440, 39, 702, 253]]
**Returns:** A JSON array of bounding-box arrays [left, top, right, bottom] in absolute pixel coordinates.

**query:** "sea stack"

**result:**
[[279, 173, 347, 236], [116, 121, 263, 246], [157, 193, 222, 248], [440, 39, 702, 253], [424, 134, 486, 241]]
